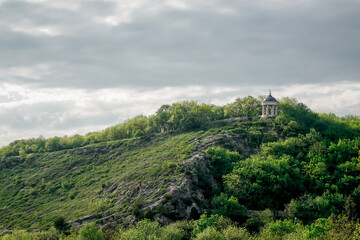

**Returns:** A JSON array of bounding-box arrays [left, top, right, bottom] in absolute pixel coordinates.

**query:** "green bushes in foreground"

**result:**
[[2, 215, 359, 240], [0, 227, 58, 240]]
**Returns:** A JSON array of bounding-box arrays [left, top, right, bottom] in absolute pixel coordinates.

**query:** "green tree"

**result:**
[[211, 193, 247, 222], [205, 147, 241, 181], [53, 216, 69, 232], [222, 226, 250, 240], [192, 213, 221, 237], [224, 154, 305, 210], [45, 137, 62, 152], [195, 227, 224, 240], [118, 219, 162, 240], [78, 223, 105, 240]]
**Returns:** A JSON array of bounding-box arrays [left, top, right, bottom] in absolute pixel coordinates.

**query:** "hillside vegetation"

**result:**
[[0, 97, 261, 157], [1, 96, 360, 239]]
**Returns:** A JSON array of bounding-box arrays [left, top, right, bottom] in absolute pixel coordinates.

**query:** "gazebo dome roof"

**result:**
[[263, 93, 277, 102]]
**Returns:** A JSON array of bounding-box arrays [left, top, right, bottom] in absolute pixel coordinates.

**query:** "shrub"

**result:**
[[54, 216, 69, 231], [285, 193, 346, 224], [215, 216, 234, 231], [259, 220, 307, 240], [305, 218, 329, 239], [195, 227, 224, 240], [1, 230, 30, 240], [205, 147, 241, 181], [78, 223, 105, 240], [211, 193, 247, 223], [323, 214, 360, 240], [222, 226, 250, 240], [33, 227, 58, 240], [268, 219, 297, 237], [245, 209, 273, 233], [192, 213, 221, 237], [167, 220, 193, 240], [119, 219, 161, 240], [143, 207, 154, 220], [89, 199, 109, 214], [69, 191, 79, 200], [160, 225, 185, 240], [131, 198, 143, 217], [1, 228, 58, 240]]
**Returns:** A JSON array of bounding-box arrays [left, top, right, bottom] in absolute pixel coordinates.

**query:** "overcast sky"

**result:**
[[0, 0, 359, 146]]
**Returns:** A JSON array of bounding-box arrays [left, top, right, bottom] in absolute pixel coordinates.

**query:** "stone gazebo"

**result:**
[[261, 90, 279, 119]]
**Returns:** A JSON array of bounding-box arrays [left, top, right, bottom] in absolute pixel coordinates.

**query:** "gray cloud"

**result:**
[[0, 0, 359, 89]]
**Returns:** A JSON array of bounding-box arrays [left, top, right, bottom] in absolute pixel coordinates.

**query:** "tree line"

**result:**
[[0, 96, 262, 158]]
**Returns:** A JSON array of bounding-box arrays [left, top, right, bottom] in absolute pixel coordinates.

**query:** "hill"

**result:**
[[1, 97, 360, 239], [0, 118, 270, 230]]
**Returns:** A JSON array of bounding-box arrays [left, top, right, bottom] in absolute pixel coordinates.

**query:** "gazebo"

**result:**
[[261, 90, 279, 119]]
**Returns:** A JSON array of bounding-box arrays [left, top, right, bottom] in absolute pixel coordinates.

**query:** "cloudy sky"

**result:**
[[0, 0, 359, 146]]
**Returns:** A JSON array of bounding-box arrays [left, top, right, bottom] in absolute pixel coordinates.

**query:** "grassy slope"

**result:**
[[0, 133, 188, 229], [0, 128, 205, 229], [0, 120, 274, 231]]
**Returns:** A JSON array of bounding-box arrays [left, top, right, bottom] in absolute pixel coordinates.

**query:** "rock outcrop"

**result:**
[[73, 131, 249, 228]]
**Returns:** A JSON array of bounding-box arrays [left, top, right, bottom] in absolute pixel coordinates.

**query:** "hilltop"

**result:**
[[1, 96, 360, 239]]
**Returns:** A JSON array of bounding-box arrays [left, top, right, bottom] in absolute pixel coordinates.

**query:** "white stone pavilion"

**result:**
[[261, 90, 279, 119]]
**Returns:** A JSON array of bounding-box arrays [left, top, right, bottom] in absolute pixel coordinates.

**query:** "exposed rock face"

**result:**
[[147, 132, 249, 225], [71, 131, 249, 228], [151, 153, 215, 224]]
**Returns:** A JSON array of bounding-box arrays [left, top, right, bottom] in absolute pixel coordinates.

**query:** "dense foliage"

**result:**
[[1, 96, 360, 239], [1, 215, 359, 239]]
